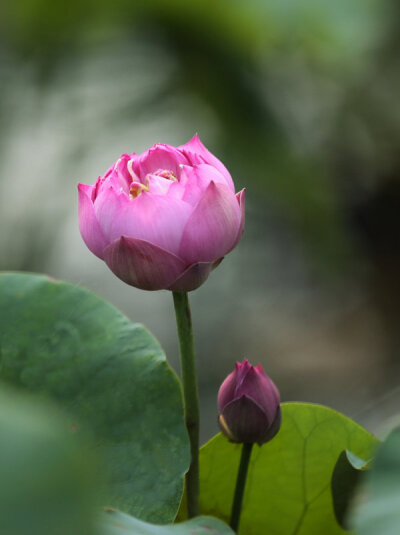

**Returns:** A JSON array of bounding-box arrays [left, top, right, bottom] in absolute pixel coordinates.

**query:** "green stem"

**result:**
[[172, 291, 200, 518], [230, 443, 253, 533]]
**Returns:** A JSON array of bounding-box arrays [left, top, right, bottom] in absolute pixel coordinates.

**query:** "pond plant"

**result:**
[[0, 136, 396, 535]]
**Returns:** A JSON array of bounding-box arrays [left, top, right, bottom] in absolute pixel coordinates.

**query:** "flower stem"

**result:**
[[172, 291, 200, 518], [230, 443, 253, 533]]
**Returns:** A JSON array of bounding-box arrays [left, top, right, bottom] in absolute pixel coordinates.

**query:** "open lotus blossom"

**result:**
[[78, 135, 245, 291], [218, 359, 281, 445]]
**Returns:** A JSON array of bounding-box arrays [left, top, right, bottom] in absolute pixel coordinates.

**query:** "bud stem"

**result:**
[[172, 291, 200, 518], [230, 442, 253, 533]]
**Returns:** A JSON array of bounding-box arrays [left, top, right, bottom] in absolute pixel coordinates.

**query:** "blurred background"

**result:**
[[1, 0, 400, 441]]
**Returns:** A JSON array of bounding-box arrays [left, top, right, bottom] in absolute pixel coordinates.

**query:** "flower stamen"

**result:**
[[156, 169, 178, 181], [127, 159, 140, 181], [129, 182, 149, 199]]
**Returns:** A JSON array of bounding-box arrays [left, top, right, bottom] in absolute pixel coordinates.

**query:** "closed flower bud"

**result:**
[[218, 359, 281, 445], [78, 135, 245, 292]]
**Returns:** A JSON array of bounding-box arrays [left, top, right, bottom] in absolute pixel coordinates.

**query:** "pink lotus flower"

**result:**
[[218, 359, 281, 445], [78, 135, 245, 291]]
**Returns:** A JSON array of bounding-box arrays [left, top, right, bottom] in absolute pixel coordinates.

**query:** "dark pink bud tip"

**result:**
[[217, 359, 281, 445]]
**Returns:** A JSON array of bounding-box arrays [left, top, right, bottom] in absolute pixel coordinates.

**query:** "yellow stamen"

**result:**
[[219, 414, 235, 441], [159, 170, 177, 181], [129, 182, 149, 199]]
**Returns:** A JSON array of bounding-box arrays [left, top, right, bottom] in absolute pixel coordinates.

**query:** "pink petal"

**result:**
[[163, 179, 186, 201], [179, 182, 241, 263], [147, 174, 176, 196], [227, 188, 246, 253], [78, 183, 109, 259], [221, 395, 270, 444], [113, 153, 138, 192], [179, 164, 228, 206], [103, 237, 186, 291], [91, 177, 103, 201], [132, 144, 188, 179], [234, 359, 252, 390], [168, 261, 213, 292], [218, 365, 239, 412], [178, 134, 234, 192], [235, 367, 280, 423], [100, 189, 192, 256], [94, 183, 129, 240], [261, 407, 282, 445]]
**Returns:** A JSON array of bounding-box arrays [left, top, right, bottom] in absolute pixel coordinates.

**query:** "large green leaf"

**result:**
[[100, 509, 234, 535], [179, 402, 378, 534], [0, 385, 98, 535], [331, 450, 371, 529], [0, 272, 190, 523], [352, 428, 400, 534]]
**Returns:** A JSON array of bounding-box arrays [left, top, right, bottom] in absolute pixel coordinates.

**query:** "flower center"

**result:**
[[129, 182, 149, 199], [129, 169, 178, 200], [153, 169, 178, 181]]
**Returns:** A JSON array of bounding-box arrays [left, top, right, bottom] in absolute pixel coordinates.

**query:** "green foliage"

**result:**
[[0, 385, 98, 535], [331, 450, 371, 529], [179, 402, 378, 534], [99, 509, 233, 535], [0, 272, 190, 523], [352, 428, 400, 534]]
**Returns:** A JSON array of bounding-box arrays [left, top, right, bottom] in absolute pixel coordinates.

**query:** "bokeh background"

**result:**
[[1, 0, 400, 441]]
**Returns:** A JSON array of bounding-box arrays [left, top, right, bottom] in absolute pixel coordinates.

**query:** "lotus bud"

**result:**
[[218, 359, 281, 445], [78, 135, 245, 292]]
